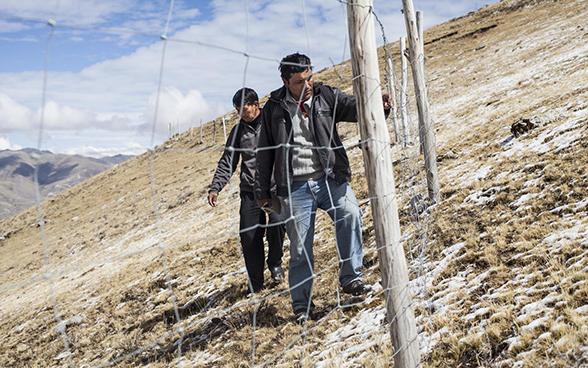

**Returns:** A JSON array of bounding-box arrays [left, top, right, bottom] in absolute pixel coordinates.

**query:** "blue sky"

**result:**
[[0, 0, 497, 157]]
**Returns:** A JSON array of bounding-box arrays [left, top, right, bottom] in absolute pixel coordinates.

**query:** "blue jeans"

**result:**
[[282, 177, 363, 313]]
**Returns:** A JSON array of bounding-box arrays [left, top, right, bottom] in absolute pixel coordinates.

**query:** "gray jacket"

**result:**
[[209, 112, 262, 194], [255, 83, 357, 199]]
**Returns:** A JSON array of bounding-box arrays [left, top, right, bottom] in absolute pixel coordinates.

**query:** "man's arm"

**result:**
[[254, 105, 276, 207], [329, 86, 392, 122], [208, 124, 241, 207], [329, 86, 358, 123]]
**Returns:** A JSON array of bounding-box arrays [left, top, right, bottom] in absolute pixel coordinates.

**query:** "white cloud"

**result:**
[[0, 20, 33, 33], [0, 93, 138, 134], [0, 136, 23, 150], [0, 0, 136, 27], [0, 0, 498, 153], [54, 141, 146, 158], [0, 0, 202, 38], [0, 36, 38, 42], [40, 100, 98, 130], [0, 93, 36, 131], [143, 86, 220, 137]]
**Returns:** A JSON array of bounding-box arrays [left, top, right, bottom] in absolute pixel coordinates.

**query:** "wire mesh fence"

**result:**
[[0, 1, 440, 367]]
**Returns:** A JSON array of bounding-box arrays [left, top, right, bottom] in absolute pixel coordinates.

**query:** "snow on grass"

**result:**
[[500, 113, 585, 158], [511, 192, 539, 209], [314, 306, 388, 366]]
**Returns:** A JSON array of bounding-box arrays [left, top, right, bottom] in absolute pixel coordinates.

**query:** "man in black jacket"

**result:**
[[208, 88, 285, 293], [255, 53, 373, 322]]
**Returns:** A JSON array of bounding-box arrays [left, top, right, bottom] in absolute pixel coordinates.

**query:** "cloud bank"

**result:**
[[0, 0, 497, 156]]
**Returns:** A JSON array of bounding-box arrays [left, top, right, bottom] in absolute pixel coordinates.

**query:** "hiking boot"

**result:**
[[342, 280, 370, 296], [269, 265, 285, 283], [293, 309, 313, 324]]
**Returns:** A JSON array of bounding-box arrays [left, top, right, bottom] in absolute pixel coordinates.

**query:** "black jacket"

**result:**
[[255, 83, 357, 199], [209, 112, 262, 194]]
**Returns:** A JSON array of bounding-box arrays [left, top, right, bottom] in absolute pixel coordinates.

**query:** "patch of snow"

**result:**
[[521, 316, 549, 333], [511, 193, 538, 208], [463, 307, 491, 322], [574, 305, 588, 316]]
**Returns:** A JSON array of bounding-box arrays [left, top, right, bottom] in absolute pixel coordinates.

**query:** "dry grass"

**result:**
[[1, 0, 588, 367]]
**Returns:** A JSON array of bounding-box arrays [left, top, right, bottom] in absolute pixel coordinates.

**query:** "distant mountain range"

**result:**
[[0, 149, 132, 221]]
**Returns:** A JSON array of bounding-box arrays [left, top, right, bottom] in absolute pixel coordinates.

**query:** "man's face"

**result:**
[[282, 68, 313, 102], [236, 101, 260, 123]]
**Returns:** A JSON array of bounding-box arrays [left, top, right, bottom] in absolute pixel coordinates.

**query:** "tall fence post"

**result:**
[[347, 2, 420, 368], [402, 0, 440, 203], [222, 117, 227, 142], [417, 11, 424, 55], [200, 118, 203, 144], [416, 10, 426, 154], [400, 37, 409, 148], [386, 56, 399, 144], [213, 119, 216, 145]]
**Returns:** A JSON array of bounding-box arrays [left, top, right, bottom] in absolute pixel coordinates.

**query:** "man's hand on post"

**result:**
[[382, 93, 394, 111], [208, 191, 219, 207]]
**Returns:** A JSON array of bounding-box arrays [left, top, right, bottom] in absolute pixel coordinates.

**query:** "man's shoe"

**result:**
[[342, 280, 370, 296], [293, 309, 311, 324], [269, 265, 285, 283]]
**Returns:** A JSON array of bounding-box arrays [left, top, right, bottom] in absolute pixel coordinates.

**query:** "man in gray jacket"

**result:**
[[255, 53, 379, 322], [208, 87, 285, 293]]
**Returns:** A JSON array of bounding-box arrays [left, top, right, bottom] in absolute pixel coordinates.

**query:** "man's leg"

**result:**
[[315, 177, 364, 288], [283, 181, 317, 314], [239, 192, 266, 292], [266, 211, 285, 270]]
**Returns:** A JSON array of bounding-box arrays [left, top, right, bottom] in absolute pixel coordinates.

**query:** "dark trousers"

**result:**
[[239, 191, 285, 292]]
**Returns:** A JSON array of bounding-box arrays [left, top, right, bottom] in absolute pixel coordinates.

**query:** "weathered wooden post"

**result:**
[[417, 11, 424, 55], [213, 119, 216, 145], [347, 1, 421, 368], [416, 10, 426, 153], [400, 37, 410, 148], [200, 118, 203, 144], [386, 56, 400, 144], [402, 0, 440, 203]]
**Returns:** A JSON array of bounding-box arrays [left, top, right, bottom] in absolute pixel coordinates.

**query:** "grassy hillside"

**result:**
[[1, 0, 587, 366]]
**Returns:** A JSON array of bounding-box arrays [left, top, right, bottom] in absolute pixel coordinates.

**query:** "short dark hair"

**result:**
[[279, 53, 313, 81], [232, 87, 258, 109]]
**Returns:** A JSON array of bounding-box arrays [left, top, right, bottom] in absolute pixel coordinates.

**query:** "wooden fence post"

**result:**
[[200, 118, 203, 144], [417, 11, 424, 55], [386, 56, 399, 144], [402, 0, 440, 203], [347, 1, 420, 368], [400, 37, 410, 148], [416, 10, 426, 154], [222, 117, 227, 142]]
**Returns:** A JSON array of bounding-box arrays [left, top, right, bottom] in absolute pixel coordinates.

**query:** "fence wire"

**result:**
[[1, 1, 440, 367]]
